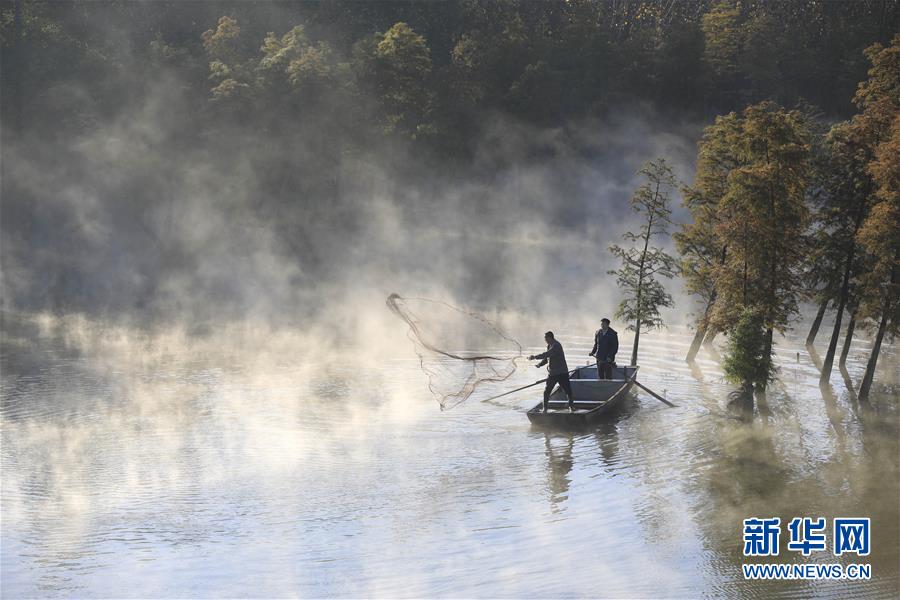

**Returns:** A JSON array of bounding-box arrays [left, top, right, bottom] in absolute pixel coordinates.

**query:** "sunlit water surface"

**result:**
[[2, 315, 898, 598]]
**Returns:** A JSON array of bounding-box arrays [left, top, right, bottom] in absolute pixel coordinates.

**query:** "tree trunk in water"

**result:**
[[859, 260, 897, 400], [822, 207, 866, 385], [858, 310, 888, 401], [819, 298, 845, 386], [686, 323, 706, 362], [742, 380, 755, 413], [820, 245, 857, 385], [686, 294, 715, 362], [690, 245, 728, 363], [702, 329, 718, 348], [839, 311, 856, 367], [806, 300, 828, 346], [631, 325, 640, 366], [632, 205, 654, 367], [759, 327, 774, 391]]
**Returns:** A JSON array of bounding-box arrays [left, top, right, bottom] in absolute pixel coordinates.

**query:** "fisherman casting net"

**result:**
[[386, 293, 524, 410]]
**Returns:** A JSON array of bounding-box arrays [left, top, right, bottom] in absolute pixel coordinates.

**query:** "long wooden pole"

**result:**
[[480, 364, 597, 403], [634, 379, 675, 407]]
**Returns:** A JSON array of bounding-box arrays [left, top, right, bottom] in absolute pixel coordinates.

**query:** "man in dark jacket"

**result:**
[[590, 318, 618, 379], [529, 331, 574, 412]]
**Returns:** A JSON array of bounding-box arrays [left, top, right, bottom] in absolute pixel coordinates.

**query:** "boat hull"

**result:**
[[526, 365, 638, 429]]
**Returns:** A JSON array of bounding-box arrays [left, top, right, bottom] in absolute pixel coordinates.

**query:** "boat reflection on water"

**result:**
[[543, 433, 574, 510], [538, 393, 637, 512]]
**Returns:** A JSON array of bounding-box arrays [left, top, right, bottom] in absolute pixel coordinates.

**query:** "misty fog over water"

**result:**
[[1, 314, 898, 597], [2, 101, 701, 328]]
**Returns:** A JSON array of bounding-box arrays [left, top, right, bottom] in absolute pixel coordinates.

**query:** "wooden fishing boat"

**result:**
[[526, 364, 638, 428]]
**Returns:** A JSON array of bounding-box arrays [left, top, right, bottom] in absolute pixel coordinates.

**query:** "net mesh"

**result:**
[[386, 293, 524, 410]]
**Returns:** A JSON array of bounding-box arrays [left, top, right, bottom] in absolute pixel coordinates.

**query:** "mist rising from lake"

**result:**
[[2, 311, 897, 598]]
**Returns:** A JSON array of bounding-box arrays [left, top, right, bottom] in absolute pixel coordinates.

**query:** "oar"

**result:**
[[480, 363, 597, 403], [634, 379, 676, 407]]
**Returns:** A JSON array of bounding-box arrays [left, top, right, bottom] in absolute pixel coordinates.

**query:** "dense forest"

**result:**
[[3, 1, 897, 141], [1, 1, 898, 398]]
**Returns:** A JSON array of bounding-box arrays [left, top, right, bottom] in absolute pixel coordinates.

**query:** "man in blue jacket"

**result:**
[[590, 318, 618, 379], [529, 331, 574, 412]]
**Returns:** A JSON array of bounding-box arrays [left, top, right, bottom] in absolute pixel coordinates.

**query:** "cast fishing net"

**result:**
[[386, 293, 524, 410]]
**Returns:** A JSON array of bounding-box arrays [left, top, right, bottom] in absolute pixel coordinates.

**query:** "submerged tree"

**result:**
[[848, 35, 900, 400], [675, 187, 720, 362], [676, 112, 741, 361], [722, 307, 776, 392], [813, 120, 875, 385], [708, 102, 811, 391], [839, 295, 860, 368], [609, 159, 679, 366], [857, 113, 900, 400]]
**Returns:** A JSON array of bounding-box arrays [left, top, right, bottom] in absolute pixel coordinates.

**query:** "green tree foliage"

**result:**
[[354, 22, 433, 138], [258, 25, 337, 99], [722, 307, 775, 389], [0, 0, 122, 133], [200, 16, 351, 129], [701, 2, 741, 83], [202, 16, 254, 104], [609, 159, 679, 366], [449, 3, 528, 108], [4, 1, 896, 142]]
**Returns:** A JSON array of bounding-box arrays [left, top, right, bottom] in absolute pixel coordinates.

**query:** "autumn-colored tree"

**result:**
[[856, 121, 899, 399], [609, 159, 679, 366], [850, 35, 900, 400], [853, 34, 900, 140], [857, 122, 900, 398], [709, 102, 811, 390], [675, 112, 741, 361], [813, 120, 875, 385]]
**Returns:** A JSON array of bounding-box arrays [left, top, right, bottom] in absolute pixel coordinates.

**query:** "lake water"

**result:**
[[2, 313, 898, 598]]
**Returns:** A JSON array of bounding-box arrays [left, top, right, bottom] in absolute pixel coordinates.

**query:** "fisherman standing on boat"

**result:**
[[590, 318, 619, 379], [529, 331, 575, 413]]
